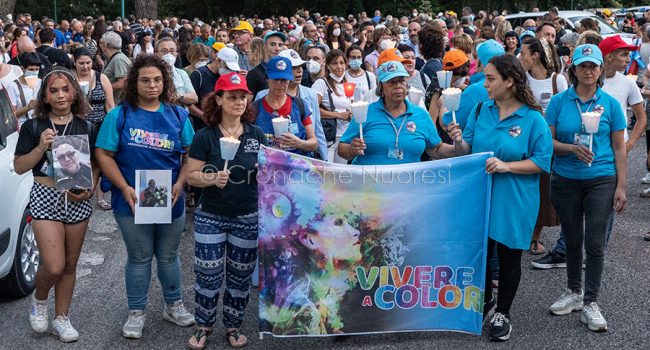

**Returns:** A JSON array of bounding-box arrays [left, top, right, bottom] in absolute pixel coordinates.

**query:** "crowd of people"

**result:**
[[3, 5, 649, 348]]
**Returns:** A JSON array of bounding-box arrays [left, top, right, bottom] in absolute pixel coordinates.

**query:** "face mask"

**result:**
[[332, 28, 341, 36], [413, 12, 418, 17], [24, 70, 39, 78], [526, 26, 536, 31], [219, 67, 233, 76], [329, 72, 344, 82], [308, 60, 321, 74], [380, 39, 395, 51], [162, 53, 176, 66], [195, 60, 208, 68], [349, 58, 362, 70]]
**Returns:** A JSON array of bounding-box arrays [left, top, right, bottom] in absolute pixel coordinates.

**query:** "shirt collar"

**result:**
[[378, 98, 415, 118], [469, 71, 485, 84], [486, 100, 531, 119], [566, 86, 603, 104]]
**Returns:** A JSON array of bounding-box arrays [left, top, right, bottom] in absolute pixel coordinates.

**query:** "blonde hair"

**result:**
[[451, 33, 473, 55], [249, 37, 265, 67], [495, 20, 513, 42]]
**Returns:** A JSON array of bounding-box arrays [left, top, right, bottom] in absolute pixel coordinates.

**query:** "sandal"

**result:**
[[225, 329, 248, 349], [530, 240, 546, 255], [96, 199, 112, 211], [188, 328, 212, 350]]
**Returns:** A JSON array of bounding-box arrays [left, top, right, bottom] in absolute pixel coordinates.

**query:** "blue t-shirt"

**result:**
[[63, 30, 72, 44], [193, 36, 216, 47], [442, 74, 489, 130], [54, 30, 66, 48], [254, 95, 313, 156], [463, 100, 553, 250], [545, 87, 626, 180], [341, 99, 441, 165], [96, 103, 195, 218]]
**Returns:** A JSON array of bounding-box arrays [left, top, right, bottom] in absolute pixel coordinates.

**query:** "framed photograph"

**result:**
[[52, 135, 93, 191], [134, 169, 172, 224]]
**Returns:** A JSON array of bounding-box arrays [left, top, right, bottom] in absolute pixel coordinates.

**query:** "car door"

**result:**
[[0, 87, 19, 269]]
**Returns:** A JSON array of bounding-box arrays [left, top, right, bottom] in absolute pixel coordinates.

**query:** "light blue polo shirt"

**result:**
[[341, 99, 441, 165], [545, 86, 626, 180], [442, 75, 489, 130], [463, 100, 553, 250]]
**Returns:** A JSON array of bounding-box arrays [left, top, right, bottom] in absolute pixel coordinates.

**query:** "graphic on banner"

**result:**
[[257, 147, 493, 337]]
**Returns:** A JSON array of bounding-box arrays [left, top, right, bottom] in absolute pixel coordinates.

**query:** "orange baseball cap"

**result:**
[[377, 48, 413, 67], [442, 49, 469, 70]]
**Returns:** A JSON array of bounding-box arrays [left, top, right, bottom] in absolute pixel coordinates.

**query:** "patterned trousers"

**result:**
[[193, 208, 258, 328]]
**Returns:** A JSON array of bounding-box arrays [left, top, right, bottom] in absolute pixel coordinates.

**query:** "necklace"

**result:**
[[219, 121, 242, 138], [51, 111, 73, 121]]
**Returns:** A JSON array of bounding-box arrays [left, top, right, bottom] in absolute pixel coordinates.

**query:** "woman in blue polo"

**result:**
[[544, 44, 627, 333], [95, 55, 196, 339], [253, 56, 318, 156], [338, 61, 456, 164], [448, 54, 553, 342]]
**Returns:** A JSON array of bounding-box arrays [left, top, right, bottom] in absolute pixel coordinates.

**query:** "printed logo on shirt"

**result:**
[[508, 126, 522, 138], [406, 121, 416, 133], [244, 138, 260, 153], [129, 128, 175, 150], [593, 104, 605, 114]]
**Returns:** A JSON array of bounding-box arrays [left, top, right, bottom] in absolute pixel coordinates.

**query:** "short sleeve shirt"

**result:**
[[311, 78, 351, 136], [102, 52, 132, 103]]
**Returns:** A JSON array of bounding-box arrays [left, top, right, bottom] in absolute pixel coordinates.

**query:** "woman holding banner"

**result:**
[[448, 54, 553, 342], [185, 72, 267, 349], [544, 44, 627, 333], [338, 61, 456, 164]]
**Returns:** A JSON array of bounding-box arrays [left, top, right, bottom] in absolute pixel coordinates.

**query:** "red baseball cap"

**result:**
[[598, 35, 638, 57], [214, 72, 251, 94]]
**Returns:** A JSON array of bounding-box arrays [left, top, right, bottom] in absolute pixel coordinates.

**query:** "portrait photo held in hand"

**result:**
[[134, 169, 172, 224], [52, 135, 93, 191]]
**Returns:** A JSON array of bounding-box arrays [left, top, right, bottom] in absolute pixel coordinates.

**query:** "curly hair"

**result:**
[[418, 24, 446, 60], [123, 54, 175, 108], [201, 91, 256, 127], [488, 55, 542, 113], [522, 37, 561, 75], [34, 68, 90, 119]]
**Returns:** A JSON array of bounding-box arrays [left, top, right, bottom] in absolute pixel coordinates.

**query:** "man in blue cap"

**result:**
[[441, 39, 505, 130], [246, 31, 287, 97]]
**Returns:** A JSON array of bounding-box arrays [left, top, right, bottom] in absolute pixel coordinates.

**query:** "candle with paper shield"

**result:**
[[351, 100, 369, 140], [271, 117, 290, 137], [436, 70, 452, 89], [343, 82, 356, 99], [409, 87, 424, 105], [442, 87, 462, 125], [219, 137, 240, 170], [79, 81, 90, 96], [581, 111, 601, 167]]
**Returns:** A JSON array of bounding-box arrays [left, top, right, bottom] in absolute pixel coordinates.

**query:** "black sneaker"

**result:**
[[483, 297, 497, 325], [531, 251, 566, 269], [489, 312, 512, 342]]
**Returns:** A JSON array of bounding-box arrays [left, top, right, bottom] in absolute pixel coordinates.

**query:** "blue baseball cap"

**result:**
[[377, 61, 409, 83], [264, 31, 288, 43], [573, 44, 603, 66], [520, 30, 535, 40], [477, 39, 505, 67], [266, 56, 294, 80]]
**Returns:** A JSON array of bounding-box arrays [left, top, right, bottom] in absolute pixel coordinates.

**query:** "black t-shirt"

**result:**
[[15, 117, 97, 177], [190, 65, 220, 104], [35, 45, 74, 70], [117, 31, 132, 55], [188, 123, 268, 217], [246, 63, 268, 98]]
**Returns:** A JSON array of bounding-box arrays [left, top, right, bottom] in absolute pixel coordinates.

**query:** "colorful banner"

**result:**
[[257, 147, 493, 337]]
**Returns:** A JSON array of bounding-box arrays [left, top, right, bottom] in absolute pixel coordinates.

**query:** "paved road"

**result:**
[[1, 141, 649, 350]]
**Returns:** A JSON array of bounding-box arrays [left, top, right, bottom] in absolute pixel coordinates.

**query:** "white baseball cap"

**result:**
[[217, 47, 242, 72], [278, 49, 307, 67]]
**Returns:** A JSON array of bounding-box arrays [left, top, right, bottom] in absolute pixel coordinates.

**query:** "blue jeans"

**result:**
[[114, 213, 186, 311], [550, 175, 616, 304]]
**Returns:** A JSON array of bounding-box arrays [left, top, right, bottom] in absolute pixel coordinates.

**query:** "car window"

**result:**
[[569, 16, 618, 35], [0, 88, 17, 151]]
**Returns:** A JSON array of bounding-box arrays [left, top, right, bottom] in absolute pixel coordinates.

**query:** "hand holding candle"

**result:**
[[580, 111, 601, 167], [351, 100, 369, 140], [442, 87, 462, 125]]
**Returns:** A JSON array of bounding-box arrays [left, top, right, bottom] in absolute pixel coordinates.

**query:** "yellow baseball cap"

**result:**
[[230, 20, 254, 34], [212, 42, 226, 52]]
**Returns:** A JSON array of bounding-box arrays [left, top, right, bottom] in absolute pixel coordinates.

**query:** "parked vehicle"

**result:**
[[505, 11, 634, 40], [0, 87, 38, 298]]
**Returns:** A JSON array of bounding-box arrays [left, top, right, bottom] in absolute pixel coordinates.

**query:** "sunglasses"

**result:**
[[56, 150, 76, 162]]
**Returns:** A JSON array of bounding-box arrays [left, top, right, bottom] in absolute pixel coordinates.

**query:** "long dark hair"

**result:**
[[488, 55, 542, 113], [34, 68, 90, 118], [323, 49, 347, 96], [201, 91, 256, 127], [123, 54, 175, 107], [325, 21, 346, 50], [522, 37, 560, 75]]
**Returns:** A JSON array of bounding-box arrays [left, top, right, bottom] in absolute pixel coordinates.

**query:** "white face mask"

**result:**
[[308, 60, 321, 74], [162, 53, 176, 66], [380, 39, 395, 51], [195, 60, 209, 68], [332, 28, 341, 36], [329, 72, 344, 82]]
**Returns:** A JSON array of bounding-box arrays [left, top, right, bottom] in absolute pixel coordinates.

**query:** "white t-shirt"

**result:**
[[6, 78, 41, 123], [526, 72, 568, 113], [0, 65, 23, 89], [603, 72, 643, 141], [344, 70, 377, 99], [312, 78, 351, 137]]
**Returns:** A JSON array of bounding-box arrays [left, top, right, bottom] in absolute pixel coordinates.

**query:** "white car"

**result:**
[[0, 87, 39, 298]]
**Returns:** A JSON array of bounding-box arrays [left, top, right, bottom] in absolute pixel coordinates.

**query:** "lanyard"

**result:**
[[575, 99, 595, 114], [385, 112, 408, 148], [50, 116, 73, 137]]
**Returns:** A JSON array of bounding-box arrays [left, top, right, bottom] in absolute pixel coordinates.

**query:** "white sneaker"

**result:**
[[581, 302, 608, 332], [550, 288, 584, 315], [162, 300, 195, 327], [51, 315, 79, 342], [642, 173, 650, 184], [29, 293, 48, 333], [641, 187, 650, 198], [122, 310, 146, 339]]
